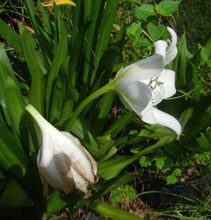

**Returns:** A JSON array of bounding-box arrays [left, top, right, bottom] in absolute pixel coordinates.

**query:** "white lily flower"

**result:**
[[25, 105, 98, 196], [114, 27, 181, 137]]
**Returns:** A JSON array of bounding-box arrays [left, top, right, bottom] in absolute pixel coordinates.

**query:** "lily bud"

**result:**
[[25, 105, 98, 196]]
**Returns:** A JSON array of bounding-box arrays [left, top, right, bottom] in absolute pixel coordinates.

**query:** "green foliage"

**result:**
[[47, 191, 66, 215], [156, 0, 181, 17], [146, 23, 166, 41], [135, 4, 156, 21], [0, 0, 210, 219], [0, 180, 34, 207], [124, 0, 182, 59], [139, 156, 152, 168], [99, 155, 136, 180], [89, 202, 141, 220], [110, 185, 137, 204]]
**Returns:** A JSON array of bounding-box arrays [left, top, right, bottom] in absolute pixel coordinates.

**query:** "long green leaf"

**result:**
[[65, 117, 99, 156], [19, 25, 45, 114], [0, 180, 34, 206], [93, 172, 139, 199], [99, 155, 137, 180], [46, 21, 68, 117], [82, 0, 106, 83], [104, 112, 134, 137], [0, 122, 27, 176], [4, 77, 25, 136], [24, 0, 53, 60], [91, 0, 118, 84], [174, 34, 187, 87], [50, 73, 67, 122], [92, 46, 120, 90], [89, 202, 142, 220], [0, 44, 18, 125], [0, 19, 22, 55], [89, 92, 115, 134], [69, 0, 85, 86], [47, 191, 66, 215]]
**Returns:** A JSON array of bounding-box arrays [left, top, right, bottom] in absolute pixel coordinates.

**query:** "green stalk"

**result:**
[[137, 135, 174, 156], [67, 55, 153, 130], [66, 80, 116, 130]]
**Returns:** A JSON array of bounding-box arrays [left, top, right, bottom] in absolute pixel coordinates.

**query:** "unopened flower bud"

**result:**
[[26, 105, 98, 196]]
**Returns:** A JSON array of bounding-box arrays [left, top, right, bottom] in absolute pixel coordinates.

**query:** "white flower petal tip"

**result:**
[[167, 27, 177, 47], [154, 108, 181, 137], [25, 104, 98, 195], [154, 27, 177, 65], [141, 107, 182, 138], [165, 27, 178, 65]]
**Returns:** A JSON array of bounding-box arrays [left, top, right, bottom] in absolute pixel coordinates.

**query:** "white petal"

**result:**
[[167, 27, 177, 49], [152, 107, 182, 137], [49, 132, 95, 184], [165, 47, 177, 65], [141, 101, 157, 124], [158, 69, 176, 98], [154, 40, 168, 59], [62, 131, 98, 177], [38, 147, 75, 193], [115, 54, 164, 88], [165, 27, 178, 64], [117, 81, 152, 116], [71, 168, 89, 193]]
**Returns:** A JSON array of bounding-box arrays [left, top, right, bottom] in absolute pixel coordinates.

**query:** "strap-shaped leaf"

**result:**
[[82, 0, 106, 83], [0, 121, 27, 176], [93, 172, 139, 199], [89, 202, 141, 220], [19, 25, 45, 114], [69, 0, 86, 86], [50, 72, 67, 122], [4, 76, 25, 136], [65, 117, 99, 156], [24, 0, 53, 60], [91, 0, 118, 84], [104, 112, 134, 137], [0, 180, 34, 206], [174, 34, 187, 87], [46, 12, 68, 117], [88, 92, 115, 134], [99, 155, 137, 180], [0, 19, 22, 55], [0, 44, 18, 125], [47, 191, 66, 215]]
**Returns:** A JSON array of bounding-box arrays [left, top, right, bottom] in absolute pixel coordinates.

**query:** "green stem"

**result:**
[[66, 81, 115, 130], [167, 86, 199, 100], [121, 136, 175, 168], [135, 135, 175, 158]]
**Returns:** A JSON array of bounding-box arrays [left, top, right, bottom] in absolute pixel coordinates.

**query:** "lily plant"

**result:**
[[26, 105, 98, 197], [68, 27, 181, 137]]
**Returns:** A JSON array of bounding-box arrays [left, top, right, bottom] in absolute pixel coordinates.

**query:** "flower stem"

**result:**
[[66, 81, 115, 130], [137, 135, 174, 156], [25, 104, 49, 131]]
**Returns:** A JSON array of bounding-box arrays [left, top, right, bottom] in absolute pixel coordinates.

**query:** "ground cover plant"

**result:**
[[0, 0, 210, 219]]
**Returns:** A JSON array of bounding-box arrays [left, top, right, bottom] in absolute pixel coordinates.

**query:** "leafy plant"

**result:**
[[0, 0, 210, 219]]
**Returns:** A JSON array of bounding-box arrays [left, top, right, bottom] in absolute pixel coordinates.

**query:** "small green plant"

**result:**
[[110, 185, 137, 204]]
